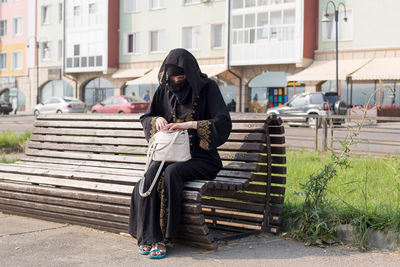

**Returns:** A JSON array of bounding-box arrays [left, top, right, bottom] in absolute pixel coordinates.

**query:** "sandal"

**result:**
[[148, 242, 167, 259], [138, 244, 152, 255]]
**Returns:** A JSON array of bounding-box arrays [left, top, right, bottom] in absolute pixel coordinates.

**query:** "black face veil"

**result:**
[[158, 49, 209, 118]]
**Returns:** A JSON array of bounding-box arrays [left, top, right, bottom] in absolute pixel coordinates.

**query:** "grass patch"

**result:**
[[284, 150, 400, 235], [1, 154, 20, 163], [0, 131, 31, 151]]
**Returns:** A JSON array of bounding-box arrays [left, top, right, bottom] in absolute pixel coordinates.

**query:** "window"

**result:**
[[58, 3, 63, 22], [74, 44, 80, 56], [183, 0, 200, 4], [126, 33, 140, 54], [96, 55, 102, 66], [73, 5, 80, 16], [89, 3, 96, 14], [124, 0, 139, 12], [182, 26, 200, 50], [150, 30, 165, 52], [12, 51, 22, 70], [289, 95, 307, 107], [58, 40, 62, 59], [41, 5, 51, 25], [12, 17, 23, 35], [149, 0, 165, 9], [232, 0, 243, 9], [211, 24, 224, 48], [112, 97, 122, 105], [103, 97, 113, 105], [310, 93, 324, 104], [0, 20, 6, 37], [323, 10, 353, 41], [245, 0, 256, 7], [0, 53, 7, 70], [40, 42, 51, 60]]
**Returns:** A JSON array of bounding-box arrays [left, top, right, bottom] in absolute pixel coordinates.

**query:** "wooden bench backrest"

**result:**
[[26, 113, 286, 233]]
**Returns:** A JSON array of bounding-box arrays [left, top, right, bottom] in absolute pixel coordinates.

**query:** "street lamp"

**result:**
[[322, 1, 347, 96], [27, 37, 48, 104]]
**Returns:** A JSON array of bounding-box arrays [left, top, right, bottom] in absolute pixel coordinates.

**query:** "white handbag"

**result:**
[[150, 130, 191, 162], [139, 130, 191, 197]]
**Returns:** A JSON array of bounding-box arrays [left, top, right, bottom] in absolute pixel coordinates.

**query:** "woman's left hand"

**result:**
[[162, 121, 197, 131]]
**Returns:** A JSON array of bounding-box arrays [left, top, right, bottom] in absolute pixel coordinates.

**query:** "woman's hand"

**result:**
[[155, 117, 168, 131], [162, 121, 197, 131]]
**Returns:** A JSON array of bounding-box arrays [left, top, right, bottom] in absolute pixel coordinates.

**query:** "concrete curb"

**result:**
[[336, 224, 400, 251]]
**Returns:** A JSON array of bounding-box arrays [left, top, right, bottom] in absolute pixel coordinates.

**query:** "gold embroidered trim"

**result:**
[[150, 117, 158, 138], [197, 120, 212, 151], [157, 172, 167, 239]]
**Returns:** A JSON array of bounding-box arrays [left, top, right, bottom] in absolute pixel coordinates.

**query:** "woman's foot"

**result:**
[[148, 242, 167, 259], [138, 244, 152, 255]]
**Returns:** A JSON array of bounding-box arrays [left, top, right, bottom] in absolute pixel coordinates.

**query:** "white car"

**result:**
[[34, 97, 87, 116]]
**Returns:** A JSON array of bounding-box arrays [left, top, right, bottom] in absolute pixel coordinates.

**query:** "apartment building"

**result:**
[[115, 0, 233, 108], [0, 0, 35, 112], [228, 0, 319, 112], [35, 0, 75, 104], [64, 0, 120, 108]]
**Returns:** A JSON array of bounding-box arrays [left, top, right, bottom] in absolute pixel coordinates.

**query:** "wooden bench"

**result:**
[[0, 113, 286, 249]]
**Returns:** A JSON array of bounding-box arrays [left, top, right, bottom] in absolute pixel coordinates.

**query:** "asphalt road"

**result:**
[[0, 114, 35, 134], [284, 121, 400, 155]]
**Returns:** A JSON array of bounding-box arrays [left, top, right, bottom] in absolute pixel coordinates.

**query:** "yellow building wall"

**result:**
[[0, 43, 26, 76]]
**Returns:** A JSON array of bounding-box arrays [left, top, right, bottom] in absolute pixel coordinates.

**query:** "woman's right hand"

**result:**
[[155, 117, 168, 131]]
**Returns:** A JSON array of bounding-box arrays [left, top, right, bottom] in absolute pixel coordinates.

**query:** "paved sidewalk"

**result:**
[[0, 213, 399, 267]]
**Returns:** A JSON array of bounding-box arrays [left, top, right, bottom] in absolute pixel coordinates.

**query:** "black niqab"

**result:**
[[158, 49, 209, 119]]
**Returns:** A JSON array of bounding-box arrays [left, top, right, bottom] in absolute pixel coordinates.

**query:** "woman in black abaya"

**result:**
[[128, 48, 232, 259]]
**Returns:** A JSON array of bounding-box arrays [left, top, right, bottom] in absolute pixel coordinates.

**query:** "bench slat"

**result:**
[[0, 196, 129, 223], [25, 149, 148, 164], [27, 141, 149, 155], [13, 162, 142, 177], [0, 190, 129, 215], [0, 181, 131, 205], [20, 156, 145, 171], [34, 120, 144, 129], [0, 164, 141, 184], [0, 172, 134, 194], [33, 127, 145, 138], [30, 135, 148, 146]]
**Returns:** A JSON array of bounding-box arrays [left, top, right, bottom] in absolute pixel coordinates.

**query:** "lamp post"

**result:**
[[321, 1, 347, 96]]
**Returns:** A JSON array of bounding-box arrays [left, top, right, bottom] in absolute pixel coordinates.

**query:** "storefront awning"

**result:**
[[199, 64, 227, 78], [249, 71, 287, 88], [126, 68, 160, 85], [111, 68, 151, 79], [126, 65, 227, 85], [350, 57, 400, 80], [287, 59, 371, 81]]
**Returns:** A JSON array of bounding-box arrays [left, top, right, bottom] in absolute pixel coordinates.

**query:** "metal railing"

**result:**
[[280, 114, 400, 156]]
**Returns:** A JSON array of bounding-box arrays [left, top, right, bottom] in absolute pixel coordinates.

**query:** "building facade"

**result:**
[[33, 0, 77, 108], [64, 0, 120, 109], [228, 0, 319, 112], [289, 0, 400, 107], [117, 0, 231, 109], [0, 0, 35, 112]]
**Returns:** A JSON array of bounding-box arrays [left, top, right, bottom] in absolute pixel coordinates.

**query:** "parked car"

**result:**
[[91, 95, 150, 114], [33, 97, 87, 116], [0, 99, 13, 115], [267, 92, 348, 127]]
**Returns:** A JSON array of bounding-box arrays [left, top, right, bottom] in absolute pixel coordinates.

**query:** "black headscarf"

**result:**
[[158, 49, 209, 119]]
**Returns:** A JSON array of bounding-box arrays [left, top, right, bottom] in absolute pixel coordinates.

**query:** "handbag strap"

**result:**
[[139, 130, 182, 197]]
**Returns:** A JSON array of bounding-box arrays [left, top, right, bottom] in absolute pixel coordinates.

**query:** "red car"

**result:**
[[91, 96, 150, 114]]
